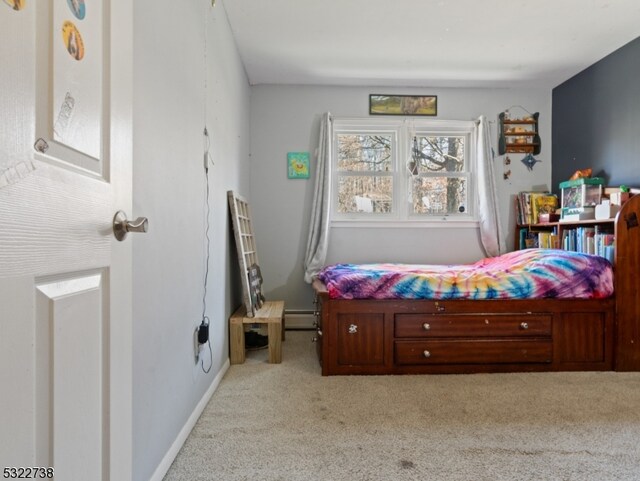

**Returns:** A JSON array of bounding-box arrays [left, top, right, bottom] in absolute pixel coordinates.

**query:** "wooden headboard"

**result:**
[[614, 192, 640, 370]]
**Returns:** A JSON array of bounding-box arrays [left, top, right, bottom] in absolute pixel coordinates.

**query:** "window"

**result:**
[[332, 118, 476, 224], [410, 133, 469, 216], [335, 130, 395, 215]]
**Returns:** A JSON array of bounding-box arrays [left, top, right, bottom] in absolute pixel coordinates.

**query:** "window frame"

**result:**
[[331, 117, 478, 227]]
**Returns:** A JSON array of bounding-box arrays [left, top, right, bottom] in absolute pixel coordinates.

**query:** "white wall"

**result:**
[[250, 85, 552, 310], [132, 2, 250, 480]]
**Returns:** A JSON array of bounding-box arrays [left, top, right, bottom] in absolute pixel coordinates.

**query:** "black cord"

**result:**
[[202, 139, 211, 320], [200, 4, 214, 375], [200, 127, 213, 374]]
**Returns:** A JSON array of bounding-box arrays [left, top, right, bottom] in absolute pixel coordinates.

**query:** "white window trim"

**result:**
[[331, 117, 478, 227]]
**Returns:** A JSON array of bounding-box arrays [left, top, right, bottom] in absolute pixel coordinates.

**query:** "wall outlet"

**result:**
[[194, 322, 209, 364]]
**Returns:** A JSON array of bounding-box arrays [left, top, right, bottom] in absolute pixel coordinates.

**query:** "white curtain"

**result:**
[[303, 112, 333, 283], [476, 115, 506, 257]]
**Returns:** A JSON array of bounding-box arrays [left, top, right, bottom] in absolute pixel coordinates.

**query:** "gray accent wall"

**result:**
[[250, 85, 552, 310], [552, 36, 640, 190]]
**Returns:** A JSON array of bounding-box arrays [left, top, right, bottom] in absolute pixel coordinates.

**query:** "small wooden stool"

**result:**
[[229, 300, 285, 364]]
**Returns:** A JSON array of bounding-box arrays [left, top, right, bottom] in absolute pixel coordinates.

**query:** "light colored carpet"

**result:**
[[163, 331, 640, 481]]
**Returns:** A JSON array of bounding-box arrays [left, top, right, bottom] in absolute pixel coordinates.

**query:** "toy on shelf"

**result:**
[[559, 176, 605, 221], [610, 185, 631, 206]]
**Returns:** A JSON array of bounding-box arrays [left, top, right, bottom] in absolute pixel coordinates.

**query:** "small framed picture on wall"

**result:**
[[287, 152, 310, 179]]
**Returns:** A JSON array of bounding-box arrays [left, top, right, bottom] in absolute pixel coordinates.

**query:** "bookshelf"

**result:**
[[514, 218, 615, 261]]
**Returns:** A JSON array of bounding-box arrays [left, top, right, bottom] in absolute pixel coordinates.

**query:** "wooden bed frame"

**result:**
[[312, 193, 640, 375]]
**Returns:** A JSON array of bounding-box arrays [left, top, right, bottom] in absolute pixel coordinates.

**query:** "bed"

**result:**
[[312, 193, 640, 375]]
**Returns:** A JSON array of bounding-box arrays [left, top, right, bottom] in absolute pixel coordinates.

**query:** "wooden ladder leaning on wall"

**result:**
[[227, 190, 285, 364]]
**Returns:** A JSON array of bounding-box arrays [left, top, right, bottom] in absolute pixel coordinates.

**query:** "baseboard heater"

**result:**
[[285, 309, 315, 330]]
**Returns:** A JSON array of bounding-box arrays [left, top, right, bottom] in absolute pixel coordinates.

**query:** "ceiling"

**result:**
[[223, 0, 640, 89]]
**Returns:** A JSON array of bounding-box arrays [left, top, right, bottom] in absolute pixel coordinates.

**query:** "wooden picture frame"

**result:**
[[369, 94, 437, 116]]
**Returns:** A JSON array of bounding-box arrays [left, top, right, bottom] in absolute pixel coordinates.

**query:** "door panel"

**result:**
[[0, 1, 132, 479], [37, 273, 106, 480]]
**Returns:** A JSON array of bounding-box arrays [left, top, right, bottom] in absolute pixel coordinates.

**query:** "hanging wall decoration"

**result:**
[[521, 153, 541, 171], [287, 152, 310, 179], [503, 155, 511, 180]]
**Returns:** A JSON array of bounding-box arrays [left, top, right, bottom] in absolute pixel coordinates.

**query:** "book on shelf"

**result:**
[[533, 194, 558, 224], [519, 228, 540, 249], [518, 226, 560, 250], [538, 231, 552, 249], [594, 225, 615, 262], [560, 225, 615, 261], [537, 231, 560, 249], [516, 191, 558, 225]]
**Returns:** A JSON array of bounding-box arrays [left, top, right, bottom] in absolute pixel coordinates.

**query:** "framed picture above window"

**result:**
[[369, 94, 437, 116]]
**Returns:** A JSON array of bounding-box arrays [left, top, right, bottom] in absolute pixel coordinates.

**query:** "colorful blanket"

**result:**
[[317, 249, 614, 300]]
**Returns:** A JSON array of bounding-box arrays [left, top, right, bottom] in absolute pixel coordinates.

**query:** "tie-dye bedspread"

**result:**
[[317, 249, 613, 300]]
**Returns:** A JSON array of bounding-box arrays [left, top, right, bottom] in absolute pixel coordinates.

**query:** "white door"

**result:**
[[0, 1, 133, 481]]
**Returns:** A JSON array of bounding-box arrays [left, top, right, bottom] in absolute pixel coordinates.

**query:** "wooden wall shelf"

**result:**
[[498, 111, 541, 155]]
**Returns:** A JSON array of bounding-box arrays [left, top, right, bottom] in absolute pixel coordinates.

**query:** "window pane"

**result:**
[[412, 177, 468, 215], [337, 134, 392, 172], [411, 136, 465, 174], [337, 176, 392, 213]]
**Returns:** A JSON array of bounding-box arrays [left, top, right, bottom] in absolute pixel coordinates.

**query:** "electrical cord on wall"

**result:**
[[197, 1, 217, 374], [199, 127, 214, 374]]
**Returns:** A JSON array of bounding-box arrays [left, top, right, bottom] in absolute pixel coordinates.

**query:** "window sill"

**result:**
[[330, 219, 480, 229]]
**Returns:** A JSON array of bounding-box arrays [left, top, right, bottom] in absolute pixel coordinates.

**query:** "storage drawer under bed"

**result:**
[[395, 339, 553, 365], [395, 313, 552, 338]]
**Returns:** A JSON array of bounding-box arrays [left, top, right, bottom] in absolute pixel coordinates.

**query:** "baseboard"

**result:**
[[285, 310, 315, 329], [148, 358, 230, 481]]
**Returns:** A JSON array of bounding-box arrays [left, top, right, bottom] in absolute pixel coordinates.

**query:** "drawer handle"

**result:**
[[422, 323, 431, 331], [348, 324, 358, 334], [434, 302, 445, 312], [423, 350, 431, 358], [520, 322, 529, 330]]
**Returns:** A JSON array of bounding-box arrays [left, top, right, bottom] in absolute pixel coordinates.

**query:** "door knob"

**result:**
[[113, 210, 149, 241]]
